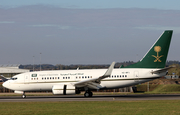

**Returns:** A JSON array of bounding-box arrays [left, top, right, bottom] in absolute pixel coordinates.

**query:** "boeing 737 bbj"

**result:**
[[3, 30, 173, 98]]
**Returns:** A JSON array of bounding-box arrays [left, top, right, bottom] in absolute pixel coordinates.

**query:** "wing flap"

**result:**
[[84, 82, 104, 90]]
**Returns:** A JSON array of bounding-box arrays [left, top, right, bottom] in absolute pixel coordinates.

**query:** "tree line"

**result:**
[[19, 61, 135, 71], [19, 61, 177, 70]]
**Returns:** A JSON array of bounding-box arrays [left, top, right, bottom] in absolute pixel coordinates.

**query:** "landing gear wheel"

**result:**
[[22, 94, 26, 98], [84, 92, 89, 97], [84, 91, 93, 97]]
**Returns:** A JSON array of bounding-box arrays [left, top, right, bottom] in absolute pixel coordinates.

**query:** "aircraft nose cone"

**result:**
[[2, 81, 9, 88]]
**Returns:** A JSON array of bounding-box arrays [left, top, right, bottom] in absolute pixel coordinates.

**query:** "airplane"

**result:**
[[3, 30, 173, 98]]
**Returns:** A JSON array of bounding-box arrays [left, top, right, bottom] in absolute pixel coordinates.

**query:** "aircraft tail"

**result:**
[[124, 30, 173, 68]]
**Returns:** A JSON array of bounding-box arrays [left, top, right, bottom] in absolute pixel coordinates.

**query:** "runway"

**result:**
[[1, 94, 180, 102]]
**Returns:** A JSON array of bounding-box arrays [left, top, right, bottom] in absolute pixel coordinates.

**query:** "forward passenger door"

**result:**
[[24, 74, 30, 84]]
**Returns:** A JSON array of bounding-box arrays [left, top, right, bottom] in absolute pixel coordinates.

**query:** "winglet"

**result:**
[[104, 62, 115, 76], [100, 62, 115, 79]]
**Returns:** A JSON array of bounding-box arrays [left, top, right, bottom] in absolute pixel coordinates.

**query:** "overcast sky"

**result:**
[[0, 0, 180, 65], [1, 0, 180, 10]]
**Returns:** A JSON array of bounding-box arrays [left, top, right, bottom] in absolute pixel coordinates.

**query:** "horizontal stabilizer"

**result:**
[[151, 66, 175, 74]]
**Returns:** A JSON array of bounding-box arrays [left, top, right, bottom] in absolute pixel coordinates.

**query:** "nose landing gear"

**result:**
[[22, 92, 26, 98]]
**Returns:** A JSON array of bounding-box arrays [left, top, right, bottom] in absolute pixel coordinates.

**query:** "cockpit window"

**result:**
[[11, 78, 17, 80]]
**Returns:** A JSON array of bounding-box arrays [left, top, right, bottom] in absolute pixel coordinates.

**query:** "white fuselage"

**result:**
[[3, 68, 165, 92]]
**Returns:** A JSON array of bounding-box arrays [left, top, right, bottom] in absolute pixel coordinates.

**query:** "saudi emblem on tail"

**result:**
[[152, 46, 163, 62], [123, 30, 173, 68]]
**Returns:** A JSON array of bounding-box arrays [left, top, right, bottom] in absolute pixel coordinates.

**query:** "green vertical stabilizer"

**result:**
[[124, 30, 173, 68]]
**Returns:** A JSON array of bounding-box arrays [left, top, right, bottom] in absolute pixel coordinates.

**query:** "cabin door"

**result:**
[[24, 74, 29, 84], [134, 71, 139, 82]]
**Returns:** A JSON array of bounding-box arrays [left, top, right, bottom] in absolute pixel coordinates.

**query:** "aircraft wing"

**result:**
[[73, 62, 115, 90], [151, 66, 175, 74]]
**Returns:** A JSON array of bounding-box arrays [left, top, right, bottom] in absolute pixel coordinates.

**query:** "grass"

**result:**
[[140, 84, 180, 94], [136, 84, 159, 92], [134, 84, 180, 94], [151, 84, 180, 93], [1, 84, 180, 115], [0, 101, 180, 115]]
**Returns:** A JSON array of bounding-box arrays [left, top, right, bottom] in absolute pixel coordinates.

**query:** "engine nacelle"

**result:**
[[52, 84, 76, 95], [14, 91, 24, 94]]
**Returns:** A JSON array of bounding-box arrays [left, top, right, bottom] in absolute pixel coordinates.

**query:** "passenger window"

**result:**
[[117, 75, 119, 77], [122, 75, 124, 77]]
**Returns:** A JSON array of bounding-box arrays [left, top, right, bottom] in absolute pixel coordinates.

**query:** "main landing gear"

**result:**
[[22, 92, 26, 98], [84, 91, 93, 97]]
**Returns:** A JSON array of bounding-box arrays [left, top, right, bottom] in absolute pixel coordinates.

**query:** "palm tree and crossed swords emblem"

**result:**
[[152, 46, 163, 62]]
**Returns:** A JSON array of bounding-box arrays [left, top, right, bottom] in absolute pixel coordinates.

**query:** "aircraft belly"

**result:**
[[11, 83, 53, 91], [101, 79, 153, 89]]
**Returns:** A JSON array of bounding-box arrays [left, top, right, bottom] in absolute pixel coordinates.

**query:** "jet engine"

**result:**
[[52, 84, 77, 95]]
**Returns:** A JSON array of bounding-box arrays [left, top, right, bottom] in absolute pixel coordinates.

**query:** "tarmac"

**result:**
[[1, 93, 180, 102]]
